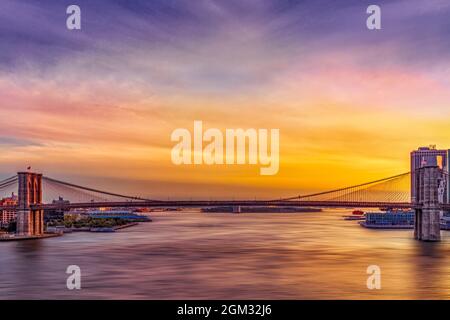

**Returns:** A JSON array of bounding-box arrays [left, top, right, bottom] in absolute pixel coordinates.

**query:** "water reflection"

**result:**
[[410, 241, 449, 299], [1, 210, 450, 299]]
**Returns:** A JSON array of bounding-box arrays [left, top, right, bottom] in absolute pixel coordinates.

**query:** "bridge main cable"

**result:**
[[0, 175, 18, 184], [273, 172, 411, 202], [0, 175, 18, 189], [42, 176, 158, 202]]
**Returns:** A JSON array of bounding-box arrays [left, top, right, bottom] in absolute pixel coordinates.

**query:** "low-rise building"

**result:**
[[0, 193, 18, 226], [44, 197, 70, 222]]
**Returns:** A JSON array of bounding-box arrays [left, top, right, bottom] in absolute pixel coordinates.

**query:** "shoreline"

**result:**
[[0, 232, 62, 241], [65, 221, 141, 233], [0, 222, 143, 241]]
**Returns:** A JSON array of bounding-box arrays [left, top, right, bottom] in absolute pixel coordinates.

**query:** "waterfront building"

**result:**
[[0, 193, 18, 226], [44, 197, 70, 222], [411, 146, 448, 203], [363, 211, 415, 227]]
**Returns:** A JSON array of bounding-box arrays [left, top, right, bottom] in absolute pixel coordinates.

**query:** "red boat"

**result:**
[[352, 210, 364, 215]]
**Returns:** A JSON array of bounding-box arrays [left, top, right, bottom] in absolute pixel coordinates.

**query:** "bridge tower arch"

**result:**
[[16, 172, 44, 236]]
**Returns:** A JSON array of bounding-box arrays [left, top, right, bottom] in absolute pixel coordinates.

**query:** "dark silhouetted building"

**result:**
[[411, 146, 448, 204]]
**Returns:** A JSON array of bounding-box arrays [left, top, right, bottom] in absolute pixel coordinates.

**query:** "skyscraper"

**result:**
[[0, 193, 18, 226], [447, 150, 450, 205], [410, 146, 448, 203]]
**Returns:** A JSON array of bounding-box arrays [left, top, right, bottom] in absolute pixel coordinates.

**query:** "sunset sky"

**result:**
[[1, 0, 450, 199]]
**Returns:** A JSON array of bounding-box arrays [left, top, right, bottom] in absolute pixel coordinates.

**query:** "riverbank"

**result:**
[[90, 222, 140, 232], [0, 232, 62, 241], [113, 222, 139, 230], [47, 222, 141, 234]]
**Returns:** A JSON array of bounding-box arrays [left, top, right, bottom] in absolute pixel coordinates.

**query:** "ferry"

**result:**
[[360, 210, 414, 229]]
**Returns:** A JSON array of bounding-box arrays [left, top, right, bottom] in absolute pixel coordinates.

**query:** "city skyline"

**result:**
[[1, 0, 450, 199]]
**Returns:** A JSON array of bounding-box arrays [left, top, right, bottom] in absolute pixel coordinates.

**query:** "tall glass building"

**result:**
[[410, 146, 448, 203], [447, 150, 450, 205]]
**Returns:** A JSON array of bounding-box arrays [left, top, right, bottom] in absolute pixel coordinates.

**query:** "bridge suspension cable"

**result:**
[[0, 175, 18, 186], [0, 175, 18, 199], [42, 176, 156, 203], [275, 172, 411, 203]]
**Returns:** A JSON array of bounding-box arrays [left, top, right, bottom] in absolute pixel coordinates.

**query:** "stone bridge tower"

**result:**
[[414, 163, 442, 241], [16, 172, 44, 236]]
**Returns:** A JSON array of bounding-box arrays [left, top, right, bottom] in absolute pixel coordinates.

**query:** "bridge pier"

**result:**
[[16, 172, 44, 236], [414, 165, 441, 241]]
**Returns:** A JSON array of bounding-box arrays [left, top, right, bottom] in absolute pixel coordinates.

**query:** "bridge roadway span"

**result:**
[[0, 200, 423, 211], [2, 201, 450, 213]]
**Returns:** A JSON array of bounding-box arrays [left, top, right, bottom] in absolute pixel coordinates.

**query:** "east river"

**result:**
[[1, 209, 450, 299]]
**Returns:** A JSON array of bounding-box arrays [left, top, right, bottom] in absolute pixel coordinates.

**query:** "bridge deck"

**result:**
[[0, 201, 422, 211], [43, 200, 415, 210]]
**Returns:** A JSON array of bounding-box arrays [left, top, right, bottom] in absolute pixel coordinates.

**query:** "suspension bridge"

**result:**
[[0, 171, 414, 210], [0, 167, 448, 240]]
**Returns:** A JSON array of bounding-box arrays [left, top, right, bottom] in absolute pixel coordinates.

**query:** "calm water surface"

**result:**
[[1, 209, 450, 299]]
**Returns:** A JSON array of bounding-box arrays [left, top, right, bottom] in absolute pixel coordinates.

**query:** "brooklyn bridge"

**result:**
[[0, 162, 448, 241]]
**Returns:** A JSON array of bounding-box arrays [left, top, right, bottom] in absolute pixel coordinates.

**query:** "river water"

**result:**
[[1, 209, 450, 299]]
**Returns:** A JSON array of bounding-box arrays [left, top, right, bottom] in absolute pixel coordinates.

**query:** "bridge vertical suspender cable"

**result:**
[[273, 172, 411, 203]]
